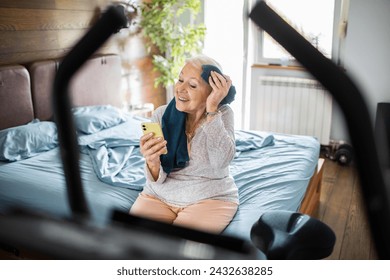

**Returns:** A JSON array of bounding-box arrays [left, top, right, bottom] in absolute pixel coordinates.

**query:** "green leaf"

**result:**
[[139, 0, 206, 88]]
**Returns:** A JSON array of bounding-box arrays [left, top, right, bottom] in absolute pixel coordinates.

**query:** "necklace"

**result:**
[[185, 114, 205, 142]]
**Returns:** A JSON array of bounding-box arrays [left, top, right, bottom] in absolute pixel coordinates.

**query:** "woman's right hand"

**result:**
[[140, 133, 167, 170]]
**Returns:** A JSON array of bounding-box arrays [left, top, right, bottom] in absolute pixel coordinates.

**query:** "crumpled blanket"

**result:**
[[78, 116, 146, 190], [234, 130, 274, 157]]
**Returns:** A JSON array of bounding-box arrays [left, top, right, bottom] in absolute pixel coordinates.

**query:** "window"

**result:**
[[255, 0, 339, 65], [203, 0, 345, 128], [203, 0, 245, 128]]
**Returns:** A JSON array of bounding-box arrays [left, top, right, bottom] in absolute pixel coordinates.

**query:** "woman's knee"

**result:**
[[130, 193, 177, 224], [173, 200, 238, 234]]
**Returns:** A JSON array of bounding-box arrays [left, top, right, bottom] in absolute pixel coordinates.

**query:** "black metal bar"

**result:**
[[249, 1, 390, 259], [52, 6, 127, 220]]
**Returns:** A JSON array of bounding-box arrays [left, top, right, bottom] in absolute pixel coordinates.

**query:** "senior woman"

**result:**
[[130, 55, 238, 234]]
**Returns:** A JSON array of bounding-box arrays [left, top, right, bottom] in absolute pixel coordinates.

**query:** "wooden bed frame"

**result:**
[[0, 53, 323, 215], [300, 158, 324, 216]]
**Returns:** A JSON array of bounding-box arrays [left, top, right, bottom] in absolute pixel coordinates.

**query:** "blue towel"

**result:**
[[161, 98, 189, 174], [201, 64, 236, 105], [160, 65, 236, 174]]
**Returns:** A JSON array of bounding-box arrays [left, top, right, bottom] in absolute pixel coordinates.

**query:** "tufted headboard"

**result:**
[[0, 54, 123, 129], [0, 65, 34, 130], [30, 54, 123, 121]]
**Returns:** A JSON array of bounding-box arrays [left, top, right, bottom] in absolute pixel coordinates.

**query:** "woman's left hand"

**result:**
[[206, 71, 232, 112]]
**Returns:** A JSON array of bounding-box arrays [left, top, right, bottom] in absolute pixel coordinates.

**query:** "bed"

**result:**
[[0, 54, 323, 253]]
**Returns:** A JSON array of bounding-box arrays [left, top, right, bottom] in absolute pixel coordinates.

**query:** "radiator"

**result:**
[[250, 76, 332, 145]]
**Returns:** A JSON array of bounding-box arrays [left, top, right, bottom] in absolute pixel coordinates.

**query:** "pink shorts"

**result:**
[[129, 193, 238, 234]]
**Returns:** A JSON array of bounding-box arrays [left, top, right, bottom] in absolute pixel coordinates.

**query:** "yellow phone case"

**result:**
[[141, 122, 167, 154], [141, 122, 165, 139]]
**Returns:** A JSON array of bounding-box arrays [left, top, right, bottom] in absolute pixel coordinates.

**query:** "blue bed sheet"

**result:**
[[0, 117, 320, 242], [78, 116, 145, 190], [225, 130, 319, 240], [0, 148, 140, 225]]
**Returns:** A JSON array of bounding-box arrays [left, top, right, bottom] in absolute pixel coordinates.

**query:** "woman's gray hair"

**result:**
[[185, 54, 222, 71]]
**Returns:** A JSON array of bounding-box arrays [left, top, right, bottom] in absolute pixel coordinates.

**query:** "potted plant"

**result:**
[[139, 0, 206, 90]]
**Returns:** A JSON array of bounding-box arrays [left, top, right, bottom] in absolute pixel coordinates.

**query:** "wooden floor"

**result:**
[[314, 158, 378, 259]]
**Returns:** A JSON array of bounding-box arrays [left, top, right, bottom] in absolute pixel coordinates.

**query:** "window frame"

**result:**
[[252, 0, 344, 67]]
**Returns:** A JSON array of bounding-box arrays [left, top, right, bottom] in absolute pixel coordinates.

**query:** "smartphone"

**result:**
[[141, 122, 165, 138], [141, 122, 167, 154]]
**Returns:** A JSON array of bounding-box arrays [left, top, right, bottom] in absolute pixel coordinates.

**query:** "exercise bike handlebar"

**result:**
[[52, 5, 128, 220]]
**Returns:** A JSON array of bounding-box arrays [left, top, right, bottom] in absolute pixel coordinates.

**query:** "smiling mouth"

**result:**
[[178, 96, 189, 102]]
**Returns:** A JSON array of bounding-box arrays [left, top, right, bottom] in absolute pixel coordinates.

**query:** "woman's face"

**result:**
[[174, 62, 211, 115]]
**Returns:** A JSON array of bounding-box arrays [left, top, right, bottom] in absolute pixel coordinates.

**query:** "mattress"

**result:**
[[0, 147, 140, 226], [0, 111, 320, 241], [225, 130, 320, 239]]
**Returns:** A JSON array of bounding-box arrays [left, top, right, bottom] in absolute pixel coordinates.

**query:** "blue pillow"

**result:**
[[72, 105, 125, 134], [0, 119, 58, 161]]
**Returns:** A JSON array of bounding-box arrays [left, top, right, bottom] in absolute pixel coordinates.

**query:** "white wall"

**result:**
[[331, 0, 390, 141]]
